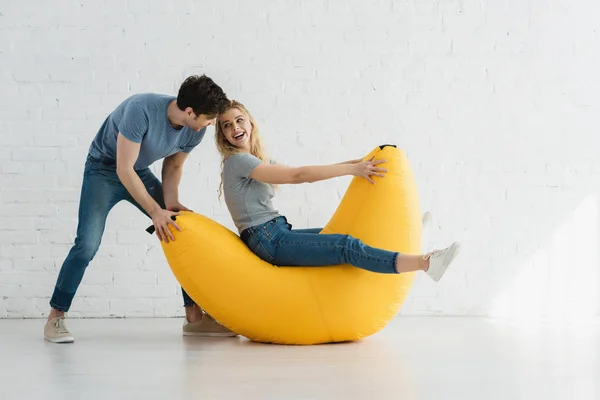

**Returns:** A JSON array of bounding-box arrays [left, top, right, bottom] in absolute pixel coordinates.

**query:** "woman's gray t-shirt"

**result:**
[[222, 152, 282, 233]]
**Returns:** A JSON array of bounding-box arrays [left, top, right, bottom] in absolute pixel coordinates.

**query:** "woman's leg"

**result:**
[[273, 228, 405, 274], [275, 228, 457, 276], [291, 228, 323, 234], [245, 218, 459, 280], [285, 216, 433, 273]]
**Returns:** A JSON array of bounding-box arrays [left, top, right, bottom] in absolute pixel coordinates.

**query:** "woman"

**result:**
[[215, 100, 460, 281]]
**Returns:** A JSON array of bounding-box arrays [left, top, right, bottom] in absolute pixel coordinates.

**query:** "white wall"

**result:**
[[1, 0, 599, 320]]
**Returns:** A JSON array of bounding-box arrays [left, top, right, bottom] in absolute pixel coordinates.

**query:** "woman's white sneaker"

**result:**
[[424, 241, 461, 282], [44, 316, 74, 343]]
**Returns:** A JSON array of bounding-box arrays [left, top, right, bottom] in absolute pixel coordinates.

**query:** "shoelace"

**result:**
[[53, 317, 69, 335], [423, 248, 445, 261]]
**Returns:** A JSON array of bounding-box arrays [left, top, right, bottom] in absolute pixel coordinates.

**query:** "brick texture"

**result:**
[[1, 0, 599, 319]]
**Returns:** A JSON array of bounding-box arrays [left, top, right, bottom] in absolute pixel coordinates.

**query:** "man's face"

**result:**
[[185, 110, 216, 132]]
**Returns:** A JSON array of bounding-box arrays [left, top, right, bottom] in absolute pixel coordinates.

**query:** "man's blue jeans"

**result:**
[[239, 216, 399, 273], [50, 155, 195, 312]]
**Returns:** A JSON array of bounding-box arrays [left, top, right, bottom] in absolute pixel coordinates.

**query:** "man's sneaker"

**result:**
[[183, 314, 238, 337], [424, 241, 461, 282], [44, 316, 74, 343], [421, 211, 432, 253]]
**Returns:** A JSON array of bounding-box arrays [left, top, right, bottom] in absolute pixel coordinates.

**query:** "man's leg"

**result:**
[[125, 168, 199, 315], [46, 161, 126, 342], [128, 168, 235, 336]]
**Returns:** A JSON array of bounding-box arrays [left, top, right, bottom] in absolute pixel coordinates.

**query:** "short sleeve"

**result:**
[[180, 128, 206, 153], [224, 153, 263, 179], [118, 102, 149, 143]]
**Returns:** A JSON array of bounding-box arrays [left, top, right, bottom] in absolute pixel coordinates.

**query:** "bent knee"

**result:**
[[73, 237, 102, 260], [343, 234, 363, 246]]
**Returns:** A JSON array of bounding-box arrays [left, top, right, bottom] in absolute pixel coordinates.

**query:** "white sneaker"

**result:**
[[424, 242, 461, 282], [44, 316, 75, 343], [421, 212, 432, 253]]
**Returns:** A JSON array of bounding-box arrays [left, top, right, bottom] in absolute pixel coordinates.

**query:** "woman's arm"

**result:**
[[249, 157, 388, 185], [335, 158, 363, 165]]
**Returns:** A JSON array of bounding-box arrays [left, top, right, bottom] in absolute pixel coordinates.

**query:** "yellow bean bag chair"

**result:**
[[157, 145, 421, 345]]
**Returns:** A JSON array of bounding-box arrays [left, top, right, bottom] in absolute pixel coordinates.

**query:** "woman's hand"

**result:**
[[350, 157, 388, 184]]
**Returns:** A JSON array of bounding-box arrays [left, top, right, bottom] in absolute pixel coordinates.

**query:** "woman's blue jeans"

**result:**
[[240, 216, 399, 273], [49, 155, 195, 312]]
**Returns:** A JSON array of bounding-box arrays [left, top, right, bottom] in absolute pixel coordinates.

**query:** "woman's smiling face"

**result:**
[[218, 108, 253, 150]]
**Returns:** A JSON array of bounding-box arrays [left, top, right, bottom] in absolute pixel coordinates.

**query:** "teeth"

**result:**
[[234, 132, 245, 139]]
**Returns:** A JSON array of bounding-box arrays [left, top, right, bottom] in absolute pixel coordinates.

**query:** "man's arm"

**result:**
[[162, 152, 192, 212], [116, 133, 181, 242]]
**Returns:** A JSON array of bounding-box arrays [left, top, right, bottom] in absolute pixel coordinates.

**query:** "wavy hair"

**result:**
[[215, 100, 269, 199]]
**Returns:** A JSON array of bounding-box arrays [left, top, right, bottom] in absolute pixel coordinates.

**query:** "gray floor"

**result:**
[[1, 317, 599, 400]]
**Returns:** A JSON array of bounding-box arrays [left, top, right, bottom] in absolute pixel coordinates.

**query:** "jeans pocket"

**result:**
[[251, 242, 276, 264], [244, 231, 259, 249]]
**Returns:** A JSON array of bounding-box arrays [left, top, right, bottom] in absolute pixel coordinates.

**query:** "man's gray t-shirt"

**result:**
[[88, 93, 205, 170], [222, 153, 282, 233]]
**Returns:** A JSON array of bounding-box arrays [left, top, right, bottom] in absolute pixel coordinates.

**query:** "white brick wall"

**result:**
[[1, 0, 599, 320]]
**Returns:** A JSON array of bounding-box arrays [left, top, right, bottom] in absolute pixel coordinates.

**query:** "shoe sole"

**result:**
[[44, 336, 75, 343], [430, 242, 461, 282]]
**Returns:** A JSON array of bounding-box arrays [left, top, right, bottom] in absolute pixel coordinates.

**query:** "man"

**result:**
[[44, 75, 236, 343]]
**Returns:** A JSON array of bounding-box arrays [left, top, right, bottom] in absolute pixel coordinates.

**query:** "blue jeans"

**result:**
[[240, 216, 399, 274], [50, 155, 195, 312]]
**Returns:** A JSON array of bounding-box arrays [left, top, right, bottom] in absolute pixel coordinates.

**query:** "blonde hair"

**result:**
[[215, 100, 269, 199]]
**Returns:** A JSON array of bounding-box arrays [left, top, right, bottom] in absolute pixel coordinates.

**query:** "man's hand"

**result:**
[[151, 208, 181, 243], [165, 201, 193, 213]]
